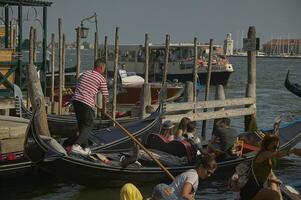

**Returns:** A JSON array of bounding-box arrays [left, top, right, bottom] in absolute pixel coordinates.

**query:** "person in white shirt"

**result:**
[[153, 155, 217, 200]]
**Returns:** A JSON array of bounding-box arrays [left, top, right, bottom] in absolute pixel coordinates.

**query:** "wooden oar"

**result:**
[[95, 104, 175, 181]]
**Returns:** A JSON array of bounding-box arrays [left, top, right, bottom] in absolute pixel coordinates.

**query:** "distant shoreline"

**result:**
[[228, 55, 301, 59]]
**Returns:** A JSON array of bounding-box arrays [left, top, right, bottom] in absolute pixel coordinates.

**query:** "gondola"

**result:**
[[1, 101, 163, 179], [21, 103, 138, 138], [285, 70, 301, 98], [24, 109, 301, 187], [23, 99, 163, 151]]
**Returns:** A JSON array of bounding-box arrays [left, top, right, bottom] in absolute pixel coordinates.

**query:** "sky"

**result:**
[[7, 0, 301, 47]]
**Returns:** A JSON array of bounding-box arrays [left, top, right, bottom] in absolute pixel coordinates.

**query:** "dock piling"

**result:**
[[112, 27, 120, 122], [140, 33, 151, 119], [201, 39, 213, 140], [58, 18, 63, 115], [50, 33, 55, 114], [244, 26, 257, 132], [76, 26, 81, 80], [27, 26, 50, 136], [184, 81, 194, 102]]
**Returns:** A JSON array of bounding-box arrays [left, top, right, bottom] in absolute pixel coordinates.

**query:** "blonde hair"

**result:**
[[120, 183, 143, 200]]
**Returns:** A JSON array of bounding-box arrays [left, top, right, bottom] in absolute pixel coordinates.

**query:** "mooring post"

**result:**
[[50, 33, 55, 114], [112, 27, 119, 122], [201, 39, 213, 141], [184, 81, 194, 102], [94, 31, 99, 60], [212, 85, 226, 133], [27, 27, 36, 109], [104, 35, 108, 79], [162, 34, 170, 86], [58, 18, 63, 115], [193, 37, 198, 113], [27, 26, 50, 136], [12, 23, 17, 49], [62, 33, 66, 90], [244, 26, 257, 132], [96, 92, 102, 119], [33, 28, 37, 63], [76, 27, 81, 80], [140, 33, 151, 119]]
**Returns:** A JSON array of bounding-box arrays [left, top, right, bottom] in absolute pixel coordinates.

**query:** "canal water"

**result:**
[[1, 54, 301, 200]]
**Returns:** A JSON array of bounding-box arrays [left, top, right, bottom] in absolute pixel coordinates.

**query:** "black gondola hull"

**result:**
[[285, 70, 301, 98], [25, 114, 301, 187]]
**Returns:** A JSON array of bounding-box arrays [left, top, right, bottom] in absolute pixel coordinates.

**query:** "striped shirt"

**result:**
[[73, 69, 109, 108]]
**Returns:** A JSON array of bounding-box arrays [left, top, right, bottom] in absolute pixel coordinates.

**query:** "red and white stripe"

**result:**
[[73, 70, 109, 108]]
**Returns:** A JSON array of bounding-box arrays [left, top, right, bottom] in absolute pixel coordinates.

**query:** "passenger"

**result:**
[[240, 134, 300, 200], [120, 183, 143, 200], [208, 118, 239, 158], [71, 58, 109, 156], [175, 117, 191, 140], [153, 154, 217, 200], [160, 120, 175, 141], [184, 121, 201, 144], [119, 64, 128, 79]]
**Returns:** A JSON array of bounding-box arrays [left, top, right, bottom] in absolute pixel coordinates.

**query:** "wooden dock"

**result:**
[[0, 115, 28, 153]]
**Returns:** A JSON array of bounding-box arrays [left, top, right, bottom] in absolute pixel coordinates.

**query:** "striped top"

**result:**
[[73, 69, 109, 108]]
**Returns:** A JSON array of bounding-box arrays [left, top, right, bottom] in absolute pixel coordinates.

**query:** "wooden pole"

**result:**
[[201, 39, 213, 140], [144, 33, 150, 84], [27, 26, 50, 136], [9, 21, 13, 48], [112, 27, 119, 121], [50, 33, 55, 114], [162, 34, 170, 86], [193, 37, 198, 113], [94, 31, 99, 60], [76, 27, 81, 80], [104, 35, 108, 79], [212, 85, 226, 133], [184, 81, 194, 102], [12, 24, 17, 50], [140, 33, 151, 119], [245, 26, 257, 132], [96, 92, 103, 119], [27, 27, 35, 109], [29, 27, 34, 68], [33, 28, 37, 63], [62, 33, 66, 90], [96, 104, 175, 181], [58, 18, 63, 115]]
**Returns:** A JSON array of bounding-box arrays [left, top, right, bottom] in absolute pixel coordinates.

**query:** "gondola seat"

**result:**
[[145, 133, 196, 164]]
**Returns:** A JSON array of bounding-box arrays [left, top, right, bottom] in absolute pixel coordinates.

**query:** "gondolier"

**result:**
[[71, 58, 109, 155]]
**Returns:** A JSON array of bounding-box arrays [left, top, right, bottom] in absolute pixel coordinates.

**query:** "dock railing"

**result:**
[[164, 97, 256, 122]]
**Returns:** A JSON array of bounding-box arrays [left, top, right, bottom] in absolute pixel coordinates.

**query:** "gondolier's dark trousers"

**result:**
[[72, 100, 94, 147]]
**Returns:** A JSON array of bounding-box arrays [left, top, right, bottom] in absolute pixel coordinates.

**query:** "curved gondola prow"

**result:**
[[284, 70, 291, 89], [284, 70, 301, 98], [23, 104, 46, 163]]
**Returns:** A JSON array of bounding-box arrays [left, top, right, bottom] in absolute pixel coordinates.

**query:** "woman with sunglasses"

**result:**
[[150, 155, 216, 200], [240, 133, 300, 200]]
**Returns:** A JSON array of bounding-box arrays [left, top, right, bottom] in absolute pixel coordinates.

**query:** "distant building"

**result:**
[[262, 39, 301, 56], [224, 33, 233, 56]]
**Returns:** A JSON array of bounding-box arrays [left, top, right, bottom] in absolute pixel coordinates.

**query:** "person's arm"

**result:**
[[255, 149, 294, 163], [292, 148, 301, 157], [175, 129, 183, 139], [181, 182, 195, 200]]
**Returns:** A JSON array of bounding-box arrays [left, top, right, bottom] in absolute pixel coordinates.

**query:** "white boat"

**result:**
[[101, 43, 234, 86]]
